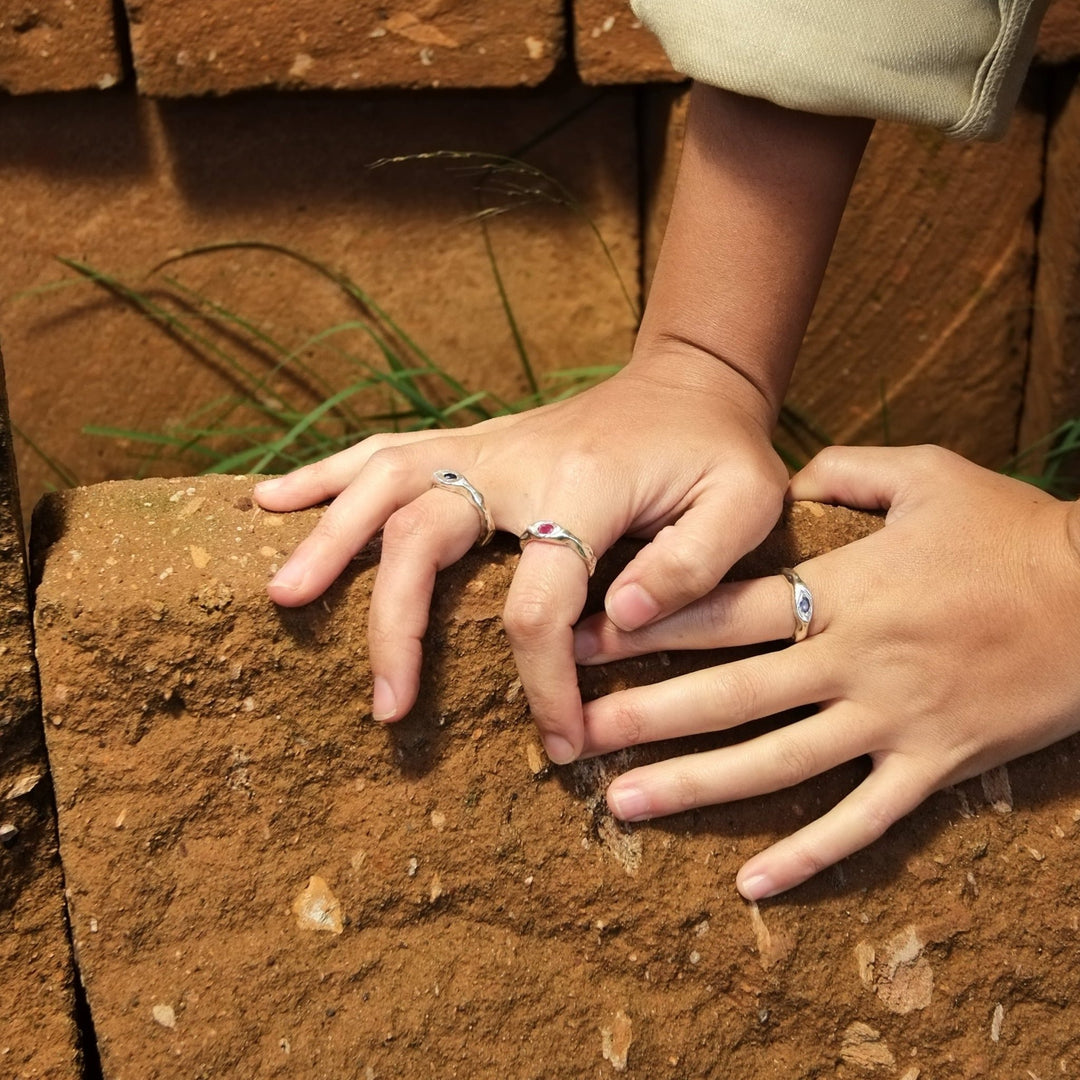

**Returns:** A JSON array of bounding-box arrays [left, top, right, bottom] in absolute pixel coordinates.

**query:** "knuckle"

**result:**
[[366, 446, 412, 484], [770, 732, 819, 791], [857, 788, 902, 842], [909, 444, 954, 475], [503, 587, 556, 641], [311, 510, 352, 549], [382, 501, 436, 547], [711, 664, 761, 725], [656, 529, 720, 598], [606, 695, 646, 748]]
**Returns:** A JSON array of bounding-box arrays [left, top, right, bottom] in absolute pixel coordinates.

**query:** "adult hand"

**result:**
[[573, 445, 1080, 897], [254, 354, 787, 764]]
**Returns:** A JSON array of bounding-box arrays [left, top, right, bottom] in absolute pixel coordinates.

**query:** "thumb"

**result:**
[[604, 490, 781, 633], [788, 445, 953, 510]]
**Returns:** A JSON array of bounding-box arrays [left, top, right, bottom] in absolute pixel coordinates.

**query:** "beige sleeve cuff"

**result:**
[[631, 0, 1050, 139]]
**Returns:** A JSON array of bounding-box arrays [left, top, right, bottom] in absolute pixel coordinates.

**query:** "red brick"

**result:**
[[0, 354, 80, 1080], [573, 0, 681, 85], [0, 87, 638, 520], [122, 0, 564, 94], [0, 0, 122, 93], [1037, 0, 1080, 63], [33, 477, 1080, 1076], [1019, 70, 1080, 462]]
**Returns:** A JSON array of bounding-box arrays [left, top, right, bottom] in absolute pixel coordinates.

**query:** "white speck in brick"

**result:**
[[525, 36, 545, 60], [419, 47, 434, 65], [97, 73, 118, 89], [289, 53, 314, 77], [152, 1003, 176, 1029], [603, 15, 616, 31], [175, 50, 189, 67]]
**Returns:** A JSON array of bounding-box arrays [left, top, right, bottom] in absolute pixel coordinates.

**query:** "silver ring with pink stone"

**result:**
[[781, 567, 813, 642], [518, 520, 597, 577], [431, 470, 494, 546]]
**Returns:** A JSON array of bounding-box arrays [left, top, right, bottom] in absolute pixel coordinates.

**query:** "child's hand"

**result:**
[[573, 445, 1080, 897], [254, 357, 787, 765]]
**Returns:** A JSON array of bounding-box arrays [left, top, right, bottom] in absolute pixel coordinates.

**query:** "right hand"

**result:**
[[254, 352, 788, 765]]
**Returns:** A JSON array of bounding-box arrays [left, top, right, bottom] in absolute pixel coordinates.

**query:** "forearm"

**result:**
[[633, 83, 872, 421]]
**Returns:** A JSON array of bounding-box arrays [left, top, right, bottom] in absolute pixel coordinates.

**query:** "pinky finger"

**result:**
[[735, 757, 932, 901]]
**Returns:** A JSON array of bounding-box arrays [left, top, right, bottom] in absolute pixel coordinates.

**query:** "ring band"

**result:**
[[781, 567, 813, 643], [431, 470, 494, 546], [518, 520, 597, 576]]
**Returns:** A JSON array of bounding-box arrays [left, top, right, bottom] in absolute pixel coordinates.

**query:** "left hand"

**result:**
[[572, 445, 1080, 900]]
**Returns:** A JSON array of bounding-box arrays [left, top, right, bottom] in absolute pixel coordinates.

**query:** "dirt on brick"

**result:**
[[31, 476, 1080, 1078], [0, 358, 80, 1080]]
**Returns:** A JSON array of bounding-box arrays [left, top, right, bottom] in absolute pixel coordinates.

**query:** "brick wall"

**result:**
[[1, 1, 1079, 513]]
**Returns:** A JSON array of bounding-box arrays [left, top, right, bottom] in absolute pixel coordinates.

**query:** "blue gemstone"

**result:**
[[797, 593, 812, 617], [444, 472, 458, 481]]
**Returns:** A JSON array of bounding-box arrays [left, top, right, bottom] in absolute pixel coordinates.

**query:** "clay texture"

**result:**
[[0, 354, 79, 1079], [32, 476, 1080, 1077], [122, 0, 563, 94]]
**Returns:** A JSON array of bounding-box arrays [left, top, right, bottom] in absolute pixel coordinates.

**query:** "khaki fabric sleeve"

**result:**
[[631, 0, 1050, 139]]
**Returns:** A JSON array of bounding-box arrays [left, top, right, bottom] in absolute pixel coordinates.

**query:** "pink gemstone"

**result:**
[[537, 522, 555, 536]]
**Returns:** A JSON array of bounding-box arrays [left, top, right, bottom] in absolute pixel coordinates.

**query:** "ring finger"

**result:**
[[574, 561, 830, 664]]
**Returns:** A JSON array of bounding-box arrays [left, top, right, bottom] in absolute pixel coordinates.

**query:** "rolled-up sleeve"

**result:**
[[631, 0, 1049, 139]]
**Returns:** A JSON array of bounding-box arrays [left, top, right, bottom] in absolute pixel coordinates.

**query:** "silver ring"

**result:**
[[431, 470, 494, 546], [781, 567, 813, 642], [518, 520, 597, 576]]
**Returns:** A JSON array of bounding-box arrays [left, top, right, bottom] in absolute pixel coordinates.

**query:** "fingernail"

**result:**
[[606, 583, 660, 632], [254, 477, 282, 493], [573, 628, 599, 663], [269, 564, 303, 592], [738, 871, 777, 901], [607, 784, 650, 821], [372, 676, 397, 723], [542, 735, 576, 765]]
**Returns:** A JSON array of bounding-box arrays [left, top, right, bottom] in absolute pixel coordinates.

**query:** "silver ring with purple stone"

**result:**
[[431, 470, 494, 546], [518, 520, 597, 577], [781, 567, 813, 642]]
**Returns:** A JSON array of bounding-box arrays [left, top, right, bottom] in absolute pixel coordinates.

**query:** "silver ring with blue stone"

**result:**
[[431, 470, 495, 546], [781, 567, 813, 643]]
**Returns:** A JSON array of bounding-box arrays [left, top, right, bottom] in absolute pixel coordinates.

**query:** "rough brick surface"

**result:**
[[1020, 69, 1080, 466], [644, 88, 1045, 468], [0, 0, 122, 94], [0, 86, 637, 523], [0, 353, 79, 1079], [1037, 0, 1080, 63], [123, 0, 563, 94], [33, 475, 1080, 1077], [573, 0, 680, 85]]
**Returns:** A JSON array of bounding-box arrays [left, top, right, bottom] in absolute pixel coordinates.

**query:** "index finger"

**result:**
[[502, 542, 591, 764]]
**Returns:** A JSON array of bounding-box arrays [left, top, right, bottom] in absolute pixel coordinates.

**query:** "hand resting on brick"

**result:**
[[573, 444, 1080, 899]]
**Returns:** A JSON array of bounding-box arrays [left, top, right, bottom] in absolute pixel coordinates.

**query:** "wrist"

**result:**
[[622, 340, 780, 436]]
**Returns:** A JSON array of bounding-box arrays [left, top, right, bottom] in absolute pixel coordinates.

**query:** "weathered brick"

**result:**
[[0, 0, 122, 94], [0, 352, 79, 1080], [573, 0, 680, 85], [1019, 69, 1080, 469], [0, 86, 637, 521], [1037, 0, 1080, 63], [644, 87, 1045, 468], [122, 0, 563, 94], [32, 475, 1080, 1076]]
